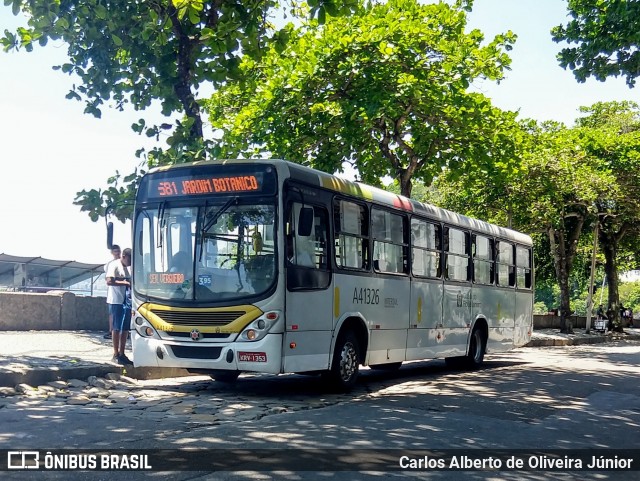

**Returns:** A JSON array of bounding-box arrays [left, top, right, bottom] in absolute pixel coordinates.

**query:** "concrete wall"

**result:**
[[0, 291, 107, 331], [534, 314, 588, 329]]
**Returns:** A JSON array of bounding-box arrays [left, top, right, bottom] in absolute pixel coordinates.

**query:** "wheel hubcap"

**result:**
[[340, 342, 357, 381]]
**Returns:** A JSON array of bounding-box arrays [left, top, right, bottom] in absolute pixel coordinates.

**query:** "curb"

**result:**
[[0, 364, 195, 388], [526, 333, 640, 347]]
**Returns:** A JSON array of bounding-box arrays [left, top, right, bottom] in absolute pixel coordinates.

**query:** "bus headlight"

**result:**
[[133, 316, 160, 339], [239, 311, 280, 342]]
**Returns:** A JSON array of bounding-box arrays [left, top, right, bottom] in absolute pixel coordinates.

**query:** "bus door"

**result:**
[[282, 186, 333, 373], [366, 206, 411, 365], [492, 240, 517, 350], [442, 226, 472, 356], [407, 218, 444, 361]]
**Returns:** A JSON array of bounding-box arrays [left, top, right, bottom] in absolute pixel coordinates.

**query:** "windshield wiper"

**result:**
[[199, 196, 239, 262], [156, 201, 167, 249], [197, 200, 209, 263]]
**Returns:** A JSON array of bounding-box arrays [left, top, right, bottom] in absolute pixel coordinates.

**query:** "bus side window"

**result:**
[[372, 208, 407, 274], [496, 241, 515, 287], [445, 227, 470, 282], [334, 199, 369, 270], [516, 246, 532, 289], [411, 218, 441, 278], [473, 235, 494, 285]]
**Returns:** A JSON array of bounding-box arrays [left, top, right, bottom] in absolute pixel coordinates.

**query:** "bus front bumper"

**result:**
[[131, 332, 283, 374]]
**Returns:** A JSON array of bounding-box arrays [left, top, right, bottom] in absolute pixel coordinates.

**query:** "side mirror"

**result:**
[[107, 222, 114, 249], [298, 207, 314, 237]]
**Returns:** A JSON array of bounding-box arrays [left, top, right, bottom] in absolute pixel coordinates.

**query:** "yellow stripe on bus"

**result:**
[[321, 177, 374, 200], [137, 303, 263, 333]]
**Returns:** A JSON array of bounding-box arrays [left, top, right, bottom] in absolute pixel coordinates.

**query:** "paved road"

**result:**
[[1, 340, 639, 480]]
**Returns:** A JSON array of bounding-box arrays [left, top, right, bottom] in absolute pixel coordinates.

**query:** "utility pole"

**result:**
[[585, 223, 599, 334]]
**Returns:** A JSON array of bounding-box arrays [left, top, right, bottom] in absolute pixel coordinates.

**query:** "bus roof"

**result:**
[[147, 158, 532, 246]]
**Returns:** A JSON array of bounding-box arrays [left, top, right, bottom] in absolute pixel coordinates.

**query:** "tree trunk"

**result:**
[[168, 2, 204, 141], [601, 229, 623, 332], [548, 226, 573, 333], [399, 174, 413, 198]]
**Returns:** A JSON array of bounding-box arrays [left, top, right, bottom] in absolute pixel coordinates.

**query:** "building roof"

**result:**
[[0, 253, 104, 292]]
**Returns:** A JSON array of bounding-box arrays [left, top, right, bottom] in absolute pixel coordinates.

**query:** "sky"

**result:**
[[0, 0, 637, 264]]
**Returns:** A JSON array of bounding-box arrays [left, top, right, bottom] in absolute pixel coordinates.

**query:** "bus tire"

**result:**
[[369, 362, 402, 371], [464, 326, 486, 369], [209, 371, 240, 383], [324, 331, 360, 392]]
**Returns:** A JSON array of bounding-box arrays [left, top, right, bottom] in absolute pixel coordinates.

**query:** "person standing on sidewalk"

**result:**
[[103, 245, 121, 339], [106, 248, 133, 365]]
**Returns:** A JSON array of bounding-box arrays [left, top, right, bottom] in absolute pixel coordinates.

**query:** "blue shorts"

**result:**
[[109, 304, 130, 332]]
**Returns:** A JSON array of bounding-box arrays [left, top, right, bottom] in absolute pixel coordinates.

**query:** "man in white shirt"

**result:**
[[106, 248, 133, 365], [103, 245, 121, 339]]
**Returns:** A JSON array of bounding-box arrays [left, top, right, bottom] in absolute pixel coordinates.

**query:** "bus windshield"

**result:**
[[133, 200, 276, 303]]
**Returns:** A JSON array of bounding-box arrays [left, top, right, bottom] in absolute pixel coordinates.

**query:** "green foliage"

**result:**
[[619, 280, 640, 313], [552, 0, 640, 87], [1, 0, 359, 222], [535, 281, 560, 311], [533, 302, 549, 315], [207, 0, 518, 196]]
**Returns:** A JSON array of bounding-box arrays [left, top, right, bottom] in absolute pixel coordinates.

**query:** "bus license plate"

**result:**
[[238, 352, 267, 362]]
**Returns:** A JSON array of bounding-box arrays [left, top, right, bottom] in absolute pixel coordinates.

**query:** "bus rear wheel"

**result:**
[[323, 331, 360, 392], [464, 327, 486, 368], [445, 327, 487, 369]]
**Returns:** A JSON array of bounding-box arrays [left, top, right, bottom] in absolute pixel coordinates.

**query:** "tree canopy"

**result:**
[[552, 0, 640, 87], [207, 0, 519, 197], [1, 0, 358, 221], [575, 101, 640, 328]]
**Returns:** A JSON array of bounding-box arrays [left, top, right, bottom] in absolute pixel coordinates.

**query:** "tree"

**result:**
[[552, 0, 640, 87], [1, 0, 358, 222], [207, 0, 519, 197], [576, 101, 640, 330]]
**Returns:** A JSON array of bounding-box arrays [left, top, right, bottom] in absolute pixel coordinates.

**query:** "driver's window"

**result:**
[[286, 203, 328, 269]]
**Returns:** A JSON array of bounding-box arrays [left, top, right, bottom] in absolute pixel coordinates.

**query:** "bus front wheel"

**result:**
[[209, 371, 240, 383], [324, 331, 360, 392]]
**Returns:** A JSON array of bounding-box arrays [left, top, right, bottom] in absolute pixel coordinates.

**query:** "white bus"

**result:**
[[130, 159, 533, 390]]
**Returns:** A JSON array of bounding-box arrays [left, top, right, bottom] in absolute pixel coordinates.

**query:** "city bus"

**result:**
[[129, 159, 533, 391]]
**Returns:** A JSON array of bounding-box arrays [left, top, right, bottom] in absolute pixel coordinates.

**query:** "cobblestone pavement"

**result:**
[[0, 371, 358, 425]]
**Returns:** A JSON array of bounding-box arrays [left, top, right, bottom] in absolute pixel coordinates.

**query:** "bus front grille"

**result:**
[[150, 310, 246, 326]]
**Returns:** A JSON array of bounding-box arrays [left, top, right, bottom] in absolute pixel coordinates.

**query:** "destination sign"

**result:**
[[138, 165, 278, 201], [152, 174, 262, 198], [148, 273, 185, 285]]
